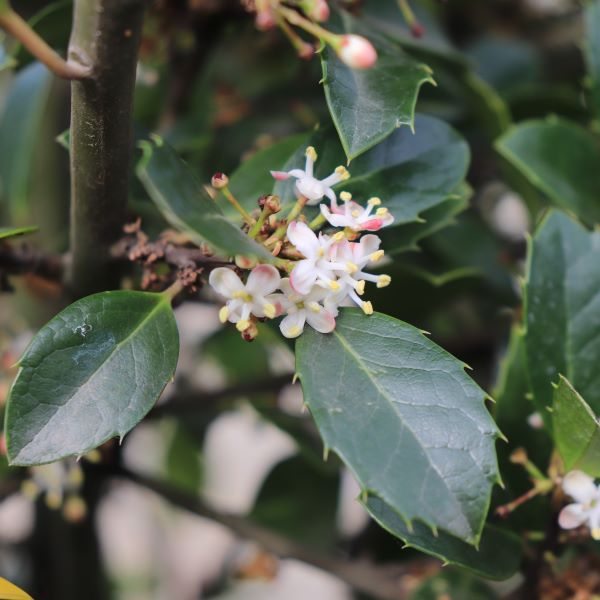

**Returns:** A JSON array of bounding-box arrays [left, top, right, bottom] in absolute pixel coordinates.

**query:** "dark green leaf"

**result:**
[[553, 375, 600, 477], [322, 10, 434, 161], [365, 495, 522, 581], [0, 226, 38, 240], [0, 63, 53, 221], [164, 421, 202, 494], [296, 310, 500, 544], [525, 211, 600, 421], [585, 0, 600, 119], [409, 570, 499, 599], [497, 119, 600, 225], [5, 291, 179, 466], [136, 137, 274, 261]]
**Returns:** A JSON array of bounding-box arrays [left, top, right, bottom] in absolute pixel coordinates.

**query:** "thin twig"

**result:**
[[148, 374, 293, 419], [106, 466, 408, 600], [0, 243, 63, 282]]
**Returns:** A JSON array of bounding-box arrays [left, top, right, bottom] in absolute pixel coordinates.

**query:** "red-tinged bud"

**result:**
[[235, 255, 257, 269], [211, 172, 229, 189], [337, 35, 377, 69], [410, 22, 425, 38], [241, 321, 259, 341], [307, 0, 330, 22], [298, 42, 315, 61], [260, 195, 281, 214], [255, 9, 276, 31]]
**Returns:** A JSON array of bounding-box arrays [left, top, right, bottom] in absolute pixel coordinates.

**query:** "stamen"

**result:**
[[376, 207, 389, 216], [351, 209, 361, 218], [306, 146, 318, 162], [263, 303, 276, 319], [332, 231, 345, 242], [288, 325, 302, 337], [377, 275, 391, 288], [307, 302, 321, 313], [232, 290, 252, 301], [219, 306, 230, 323], [368, 197, 381, 206], [355, 280, 366, 295], [329, 280, 341, 291], [346, 262, 359, 274], [335, 166, 350, 180], [370, 250, 384, 262], [340, 191, 352, 202], [236, 319, 251, 332], [362, 301, 374, 315]]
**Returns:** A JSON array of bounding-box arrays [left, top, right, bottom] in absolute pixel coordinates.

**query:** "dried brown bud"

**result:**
[[242, 321, 259, 341]]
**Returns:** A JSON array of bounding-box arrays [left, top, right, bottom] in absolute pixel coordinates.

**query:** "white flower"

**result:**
[[327, 235, 391, 315], [320, 192, 394, 232], [209, 265, 281, 332], [287, 221, 349, 295], [558, 470, 600, 539], [271, 146, 350, 205], [269, 279, 335, 338]]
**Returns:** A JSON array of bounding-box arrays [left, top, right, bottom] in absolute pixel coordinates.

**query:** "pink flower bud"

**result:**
[[308, 0, 330, 22], [211, 172, 229, 189], [337, 35, 377, 69], [255, 9, 276, 31]]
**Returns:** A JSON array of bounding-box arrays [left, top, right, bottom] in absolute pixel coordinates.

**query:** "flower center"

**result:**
[[232, 291, 252, 302]]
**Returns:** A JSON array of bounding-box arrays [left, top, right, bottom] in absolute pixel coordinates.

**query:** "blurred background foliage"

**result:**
[[0, 0, 598, 598]]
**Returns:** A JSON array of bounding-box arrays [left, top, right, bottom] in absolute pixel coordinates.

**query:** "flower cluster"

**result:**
[[559, 471, 600, 540], [209, 146, 394, 339]]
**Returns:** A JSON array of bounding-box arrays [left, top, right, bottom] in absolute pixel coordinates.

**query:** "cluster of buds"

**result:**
[[247, 0, 377, 69], [209, 146, 394, 339]]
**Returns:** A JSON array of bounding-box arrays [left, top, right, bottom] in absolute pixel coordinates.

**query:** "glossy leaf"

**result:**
[[497, 119, 600, 225], [365, 495, 522, 581], [0, 226, 38, 240], [553, 376, 600, 477], [525, 211, 600, 422], [273, 115, 470, 229], [585, 0, 600, 119], [322, 10, 434, 161], [296, 310, 500, 544], [409, 570, 499, 599], [5, 291, 179, 466], [136, 137, 274, 261], [0, 63, 53, 221]]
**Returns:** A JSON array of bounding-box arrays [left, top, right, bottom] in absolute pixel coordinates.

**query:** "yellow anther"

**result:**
[[288, 326, 302, 337], [232, 290, 252, 301], [329, 280, 341, 291], [263, 303, 276, 319], [317, 247, 325, 258], [340, 191, 352, 202], [335, 166, 350, 180], [307, 302, 322, 313], [356, 280, 366, 295], [351, 210, 361, 218], [306, 146, 318, 162], [362, 301, 374, 315], [370, 250, 384, 262], [219, 306, 230, 323], [236, 319, 250, 332], [332, 231, 345, 242], [368, 197, 382, 206], [376, 207, 389, 216], [346, 261, 359, 274], [21, 480, 39, 500], [377, 274, 392, 288], [45, 491, 62, 510], [593, 528, 600, 540]]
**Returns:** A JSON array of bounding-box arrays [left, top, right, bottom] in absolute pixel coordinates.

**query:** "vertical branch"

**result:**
[[68, 0, 145, 297]]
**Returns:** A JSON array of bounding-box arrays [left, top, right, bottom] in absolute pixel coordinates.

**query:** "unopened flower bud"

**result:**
[[337, 35, 377, 69], [63, 496, 87, 523], [255, 9, 276, 31], [298, 42, 315, 61], [305, 0, 330, 22], [242, 321, 259, 341], [262, 195, 281, 214], [235, 255, 257, 270], [211, 172, 229, 189], [411, 22, 425, 38]]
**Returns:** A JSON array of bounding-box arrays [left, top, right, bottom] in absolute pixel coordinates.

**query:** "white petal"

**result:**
[[558, 503, 588, 530], [287, 221, 320, 257], [246, 264, 281, 295], [306, 307, 336, 334], [321, 204, 350, 228], [280, 312, 307, 338], [563, 470, 597, 503], [358, 234, 382, 258], [209, 268, 244, 298], [289, 260, 318, 295]]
